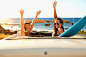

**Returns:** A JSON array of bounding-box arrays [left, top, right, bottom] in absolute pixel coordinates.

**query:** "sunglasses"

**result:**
[[55, 23, 59, 25], [25, 23, 30, 24]]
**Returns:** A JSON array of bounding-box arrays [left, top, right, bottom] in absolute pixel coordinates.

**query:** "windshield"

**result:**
[[0, 18, 86, 40]]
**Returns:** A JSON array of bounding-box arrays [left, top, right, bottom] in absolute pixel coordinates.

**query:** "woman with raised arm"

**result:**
[[19, 9, 41, 36], [53, 1, 64, 36]]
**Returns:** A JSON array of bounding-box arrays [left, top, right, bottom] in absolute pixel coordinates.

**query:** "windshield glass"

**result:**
[[0, 18, 86, 40]]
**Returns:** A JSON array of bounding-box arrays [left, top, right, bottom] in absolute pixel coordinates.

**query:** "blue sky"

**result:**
[[0, 0, 86, 18]]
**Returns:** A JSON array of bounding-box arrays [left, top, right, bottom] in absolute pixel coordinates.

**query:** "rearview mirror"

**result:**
[[45, 24, 51, 26]]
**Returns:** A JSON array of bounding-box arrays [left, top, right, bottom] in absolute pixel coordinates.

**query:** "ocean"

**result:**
[[0, 18, 86, 32]]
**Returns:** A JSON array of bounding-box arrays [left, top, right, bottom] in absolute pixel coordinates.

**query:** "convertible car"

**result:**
[[0, 35, 86, 57], [0, 18, 86, 57]]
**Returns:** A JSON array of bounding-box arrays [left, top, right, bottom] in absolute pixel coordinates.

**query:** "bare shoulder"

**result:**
[[58, 28, 63, 31], [58, 28, 63, 33]]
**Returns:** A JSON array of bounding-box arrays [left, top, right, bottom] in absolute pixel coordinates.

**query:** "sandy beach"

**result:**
[[0, 34, 10, 40], [70, 34, 86, 38]]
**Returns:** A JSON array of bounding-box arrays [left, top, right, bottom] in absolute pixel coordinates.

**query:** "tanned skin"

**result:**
[[20, 9, 41, 36]]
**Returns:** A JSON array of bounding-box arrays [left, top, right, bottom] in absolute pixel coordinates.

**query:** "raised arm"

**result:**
[[19, 9, 25, 36], [53, 1, 57, 19], [29, 10, 41, 31]]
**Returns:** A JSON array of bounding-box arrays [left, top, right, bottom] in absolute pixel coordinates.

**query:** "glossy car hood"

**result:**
[[0, 39, 86, 56]]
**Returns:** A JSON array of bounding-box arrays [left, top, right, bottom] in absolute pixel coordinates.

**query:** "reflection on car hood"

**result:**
[[0, 39, 86, 56]]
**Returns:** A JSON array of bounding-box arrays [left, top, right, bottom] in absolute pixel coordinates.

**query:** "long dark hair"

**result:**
[[54, 18, 63, 32], [57, 18, 63, 25]]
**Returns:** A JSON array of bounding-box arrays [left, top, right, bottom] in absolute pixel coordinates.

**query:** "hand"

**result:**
[[52, 1, 57, 8], [19, 9, 24, 16], [36, 10, 41, 16]]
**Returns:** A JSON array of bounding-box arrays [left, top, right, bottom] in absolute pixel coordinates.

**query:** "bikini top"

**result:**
[[17, 29, 31, 36], [54, 26, 64, 36]]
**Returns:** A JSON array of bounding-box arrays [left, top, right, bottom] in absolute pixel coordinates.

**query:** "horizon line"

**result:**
[[0, 17, 83, 19]]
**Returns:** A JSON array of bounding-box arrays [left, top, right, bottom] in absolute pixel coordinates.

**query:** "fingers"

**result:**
[[19, 9, 24, 12], [36, 10, 41, 16], [52, 2, 54, 4], [19, 9, 24, 15], [20, 9, 22, 11], [22, 10, 24, 13], [52, 1, 57, 7], [39, 10, 41, 13], [54, 1, 57, 5], [37, 10, 41, 14], [54, 0, 57, 3], [52, 1, 57, 4], [39, 10, 41, 14], [19, 9, 22, 12]]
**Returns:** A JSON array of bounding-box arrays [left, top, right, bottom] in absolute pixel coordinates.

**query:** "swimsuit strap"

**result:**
[[61, 26, 64, 32], [23, 29, 30, 33], [23, 29, 31, 36]]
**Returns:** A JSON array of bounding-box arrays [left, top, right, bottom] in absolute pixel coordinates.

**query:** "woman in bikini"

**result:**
[[53, 1, 64, 36], [19, 9, 41, 36]]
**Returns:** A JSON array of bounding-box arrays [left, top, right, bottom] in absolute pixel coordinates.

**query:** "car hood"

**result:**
[[0, 38, 86, 56]]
